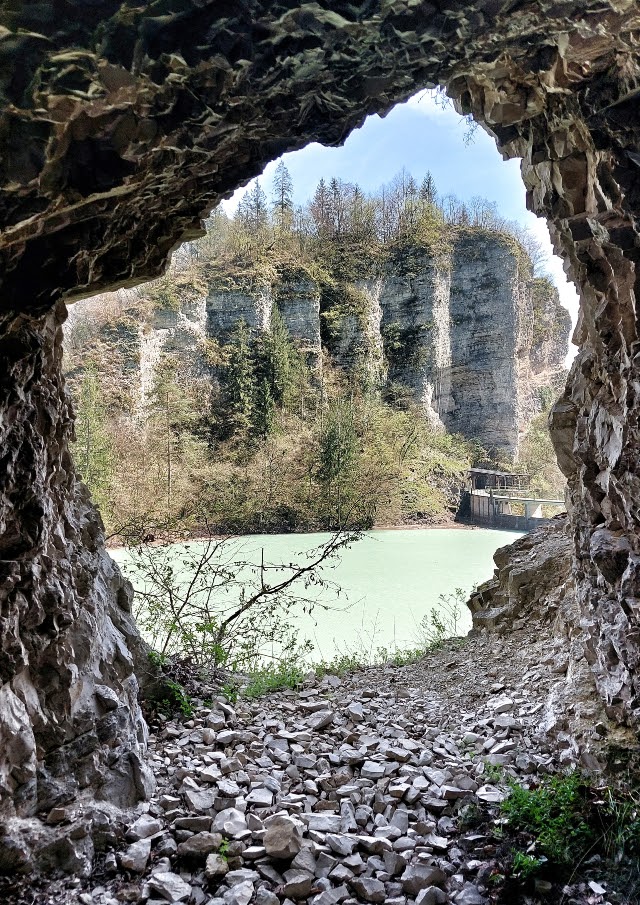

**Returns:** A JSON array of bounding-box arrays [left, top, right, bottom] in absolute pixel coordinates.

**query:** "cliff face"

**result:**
[[67, 231, 569, 460], [208, 269, 321, 369], [202, 233, 569, 458]]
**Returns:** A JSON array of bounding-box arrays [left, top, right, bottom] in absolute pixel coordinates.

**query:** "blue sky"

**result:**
[[223, 91, 578, 360]]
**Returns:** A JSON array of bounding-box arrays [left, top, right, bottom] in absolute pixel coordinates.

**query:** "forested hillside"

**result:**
[[64, 165, 570, 537]]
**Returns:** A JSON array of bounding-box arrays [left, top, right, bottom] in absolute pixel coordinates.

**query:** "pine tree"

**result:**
[[317, 398, 358, 526], [252, 377, 276, 440], [74, 364, 114, 519], [329, 177, 347, 238], [271, 161, 294, 231], [146, 355, 205, 514], [310, 178, 331, 237], [238, 180, 269, 233], [221, 320, 257, 438], [420, 172, 437, 204]]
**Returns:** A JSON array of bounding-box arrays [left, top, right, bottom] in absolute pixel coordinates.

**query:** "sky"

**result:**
[[223, 90, 579, 361]]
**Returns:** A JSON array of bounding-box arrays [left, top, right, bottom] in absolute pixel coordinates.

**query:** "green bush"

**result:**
[[243, 660, 306, 698], [501, 772, 595, 866]]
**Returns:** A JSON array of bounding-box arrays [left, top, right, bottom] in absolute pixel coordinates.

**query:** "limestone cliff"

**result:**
[[70, 231, 569, 460]]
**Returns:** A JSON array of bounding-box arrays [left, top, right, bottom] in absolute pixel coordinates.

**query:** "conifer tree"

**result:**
[[221, 320, 257, 438], [317, 398, 358, 526], [310, 178, 331, 237], [329, 177, 347, 237], [237, 180, 269, 233], [74, 364, 114, 519], [252, 377, 276, 440], [271, 161, 294, 231], [419, 171, 437, 204]]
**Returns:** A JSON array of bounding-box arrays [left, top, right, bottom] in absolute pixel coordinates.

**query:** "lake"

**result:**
[[110, 527, 522, 662]]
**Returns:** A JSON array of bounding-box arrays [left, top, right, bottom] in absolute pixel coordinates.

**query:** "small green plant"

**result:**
[[160, 679, 195, 718], [243, 660, 306, 698], [220, 680, 239, 704], [315, 651, 366, 677], [598, 784, 640, 862], [148, 649, 169, 669], [501, 772, 595, 866], [414, 587, 465, 650], [512, 851, 542, 879], [483, 763, 504, 783]]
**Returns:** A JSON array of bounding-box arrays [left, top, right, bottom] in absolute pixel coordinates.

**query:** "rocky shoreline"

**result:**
[[4, 608, 632, 905], [103, 519, 479, 551]]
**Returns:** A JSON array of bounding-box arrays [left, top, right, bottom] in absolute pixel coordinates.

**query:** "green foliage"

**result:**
[[501, 772, 595, 866], [415, 588, 465, 649], [220, 680, 239, 704], [66, 158, 568, 539], [73, 364, 114, 520], [518, 403, 566, 500], [159, 678, 195, 718], [218, 320, 257, 438], [215, 310, 310, 444], [148, 650, 169, 669], [148, 278, 181, 311], [243, 660, 306, 698], [511, 852, 542, 879], [599, 784, 640, 863]]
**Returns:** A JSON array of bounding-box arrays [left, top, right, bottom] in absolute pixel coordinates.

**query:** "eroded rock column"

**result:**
[[0, 303, 152, 822], [452, 53, 640, 724]]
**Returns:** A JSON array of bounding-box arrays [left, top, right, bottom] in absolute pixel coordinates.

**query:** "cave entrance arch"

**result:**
[[1, 3, 639, 827]]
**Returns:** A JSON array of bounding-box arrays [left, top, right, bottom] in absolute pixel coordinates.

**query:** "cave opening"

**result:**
[[64, 87, 573, 666], [1, 3, 639, 887]]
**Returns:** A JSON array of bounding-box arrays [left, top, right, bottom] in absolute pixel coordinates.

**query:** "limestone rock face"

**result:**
[[468, 519, 573, 632], [0, 304, 152, 823], [207, 270, 322, 368], [68, 232, 568, 460], [380, 246, 453, 426], [0, 0, 640, 825], [446, 233, 531, 457]]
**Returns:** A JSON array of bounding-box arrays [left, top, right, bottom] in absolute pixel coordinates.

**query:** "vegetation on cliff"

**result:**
[[65, 164, 567, 537]]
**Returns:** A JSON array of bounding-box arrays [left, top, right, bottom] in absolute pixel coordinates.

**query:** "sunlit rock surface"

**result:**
[[1, 0, 640, 844]]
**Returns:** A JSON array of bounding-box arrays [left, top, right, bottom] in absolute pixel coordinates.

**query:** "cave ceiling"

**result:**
[[0, 1, 639, 326]]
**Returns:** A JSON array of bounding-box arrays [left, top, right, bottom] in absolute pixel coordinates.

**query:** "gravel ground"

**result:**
[[2, 620, 636, 905]]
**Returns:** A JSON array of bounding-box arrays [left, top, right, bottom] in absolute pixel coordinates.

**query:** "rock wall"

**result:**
[[0, 304, 152, 826], [380, 245, 453, 425], [0, 0, 640, 838], [70, 233, 567, 459], [208, 271, 322, 369]]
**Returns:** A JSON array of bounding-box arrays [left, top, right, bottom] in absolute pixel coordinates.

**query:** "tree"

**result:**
[[219, 320, 257, 439], [73, 364, 114, 520], [146, 355, 207, 514], [348, 184, 376, 241], [420, 172, 437, 204], [328, 177, 348, 238], [271, 161, 294, 231], [252, 307, 309, 434], [310, 178, 331, 237], [124, 526, 360, 671], [317, 398, 359, 526], [237, 180, 269, 233], [252, 377, 276, 440]]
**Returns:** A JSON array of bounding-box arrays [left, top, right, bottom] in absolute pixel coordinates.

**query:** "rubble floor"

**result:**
[[3, 619, 638, 905]]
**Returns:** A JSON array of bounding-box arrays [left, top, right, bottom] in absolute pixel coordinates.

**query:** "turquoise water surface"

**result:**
[[110, 527, 521, 659]]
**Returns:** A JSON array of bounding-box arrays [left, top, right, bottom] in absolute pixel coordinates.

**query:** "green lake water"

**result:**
[[110, 527, 522, 660]]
